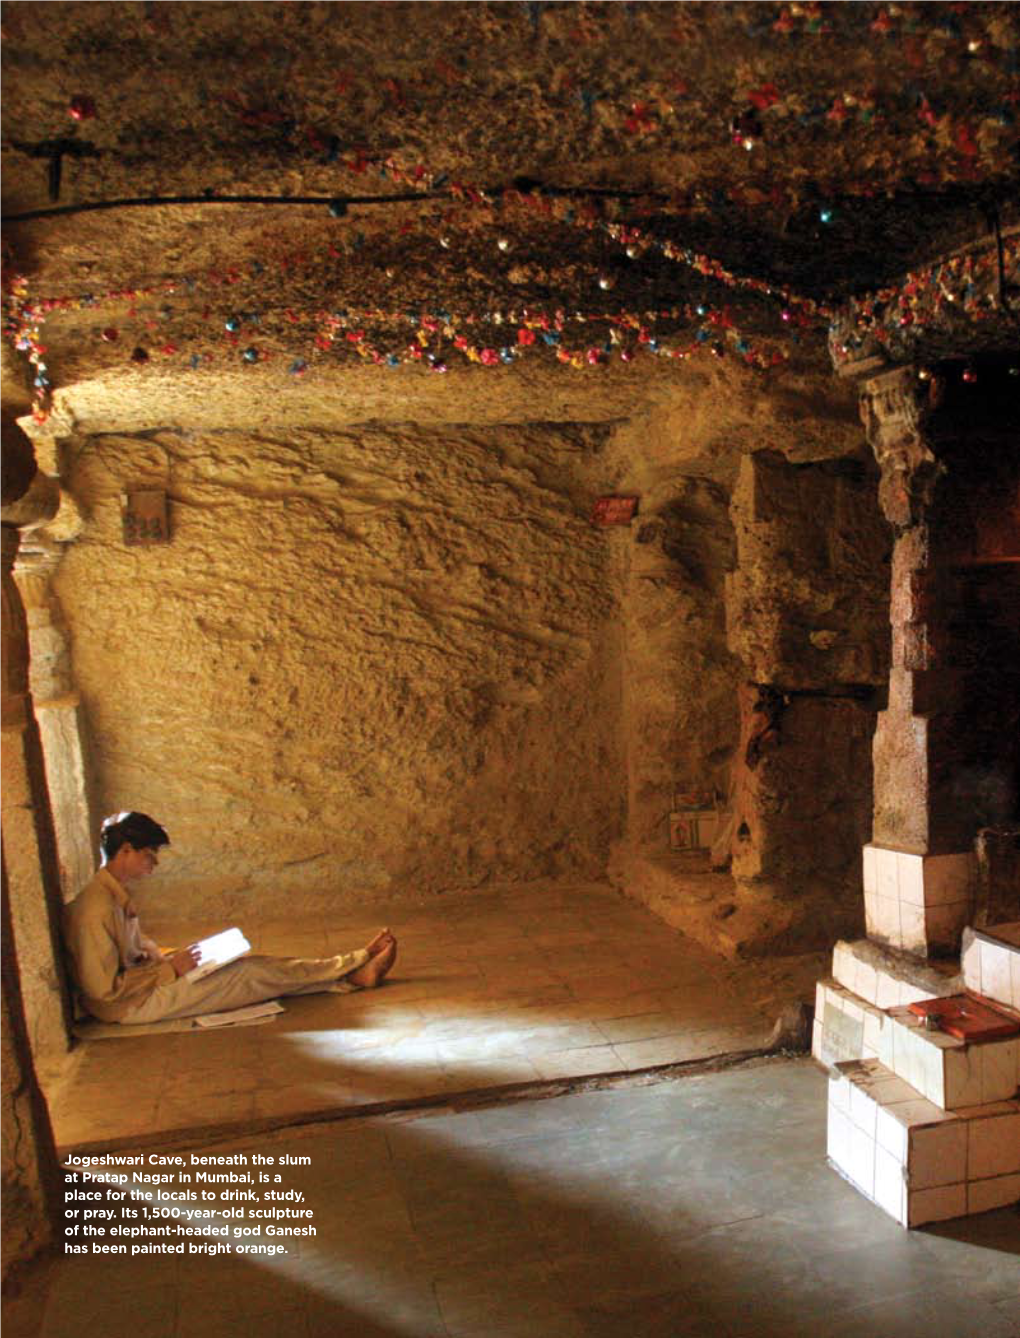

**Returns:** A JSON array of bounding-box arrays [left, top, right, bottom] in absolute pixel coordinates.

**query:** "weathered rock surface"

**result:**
[[47, 355, 876, 928], [727, 450, 890, 690], [618, 478, 739, 858], [711, 449, 892, 944], [55, 422, 626, 915], [730, 688, 878, 895]]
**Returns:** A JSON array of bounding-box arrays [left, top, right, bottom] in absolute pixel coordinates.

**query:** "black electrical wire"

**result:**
[[1, 183, 665, 225]]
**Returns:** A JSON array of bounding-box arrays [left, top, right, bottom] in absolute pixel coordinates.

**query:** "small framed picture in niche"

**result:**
[[122, 489, 170, 545]]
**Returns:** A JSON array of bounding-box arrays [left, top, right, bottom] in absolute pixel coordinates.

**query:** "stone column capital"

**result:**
[[0, 470, 62, 532], [859, 366, 942, 530]]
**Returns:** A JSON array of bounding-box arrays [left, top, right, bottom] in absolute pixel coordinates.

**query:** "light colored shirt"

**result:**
[[64, 868, 175, 1021]]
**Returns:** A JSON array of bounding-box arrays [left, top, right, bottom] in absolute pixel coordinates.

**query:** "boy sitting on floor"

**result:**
[[64, 811, 397, 1024]]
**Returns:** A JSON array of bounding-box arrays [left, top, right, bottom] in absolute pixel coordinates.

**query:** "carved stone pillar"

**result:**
[[15, 543, 96, 902], [860, 367, 974, 957], [1, 455, 74, 1065], [1, 435, 67, 1276]]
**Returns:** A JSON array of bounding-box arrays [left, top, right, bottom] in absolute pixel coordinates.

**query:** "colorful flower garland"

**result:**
[[6, 147, 1013, 422], [4, 192, 812, 422], [830, 233, 1020, 367], [2, 267, 51, 423], [308, 300, 788, 375]]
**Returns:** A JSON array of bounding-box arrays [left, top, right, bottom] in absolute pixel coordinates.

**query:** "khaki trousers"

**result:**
[[122, 949, 369, 1023]]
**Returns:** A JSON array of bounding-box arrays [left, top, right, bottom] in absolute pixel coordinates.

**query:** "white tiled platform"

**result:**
[[828, 1057, 1020, 1227], [962, 922, 1020, 1012], [831, 938, 960, 1009], [813, 978, 888, 1068], [878, 1005, 1020, 1110], [812, 938, 960, 1070], [817, 911, 1020, 1228]]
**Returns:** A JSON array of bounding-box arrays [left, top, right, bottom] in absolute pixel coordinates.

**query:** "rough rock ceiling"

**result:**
[[2, 1, 1019, 420]]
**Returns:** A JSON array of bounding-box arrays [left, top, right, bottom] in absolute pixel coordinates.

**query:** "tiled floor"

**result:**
[[16, 1059, 1020, 1338], [44, 882, 822, 1151]]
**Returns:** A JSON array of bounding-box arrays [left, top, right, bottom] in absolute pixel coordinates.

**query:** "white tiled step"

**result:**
[[812, 978, 888, 1068], [961, 922, 1020, 1013], [827, 1057, 1020, 1227], [878, 1005, 1020, 1110], [831, 939, 960, 1010]]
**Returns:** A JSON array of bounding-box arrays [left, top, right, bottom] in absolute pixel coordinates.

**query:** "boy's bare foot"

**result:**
[[364, 928, 393, 956], [348, 937, 397, 989]]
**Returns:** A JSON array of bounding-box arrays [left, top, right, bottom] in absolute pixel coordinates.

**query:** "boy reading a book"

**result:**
[[64, 811, 397, 1024]]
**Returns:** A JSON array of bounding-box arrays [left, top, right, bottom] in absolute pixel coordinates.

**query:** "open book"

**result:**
[[184, 927, 251, 983]]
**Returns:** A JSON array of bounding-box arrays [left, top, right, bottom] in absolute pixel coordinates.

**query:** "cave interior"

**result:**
[[2, 0, 1019, 1327]]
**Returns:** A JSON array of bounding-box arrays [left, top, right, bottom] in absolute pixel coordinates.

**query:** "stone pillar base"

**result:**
[[863, 843, 975, 957]]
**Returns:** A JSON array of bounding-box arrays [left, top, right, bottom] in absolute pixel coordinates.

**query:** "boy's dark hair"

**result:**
[[100, 811, 170, 861]]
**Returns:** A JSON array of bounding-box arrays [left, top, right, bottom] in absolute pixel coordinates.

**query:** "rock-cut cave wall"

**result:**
[[619, 477, 740, 859], [53, 422, 626, 918], [596, 372, 890, 955], [41, 354, 887, 948], [723, 450, 891, 947]]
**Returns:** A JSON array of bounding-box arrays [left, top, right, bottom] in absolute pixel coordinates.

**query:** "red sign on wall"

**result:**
[[591, 495, 640, 526]]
